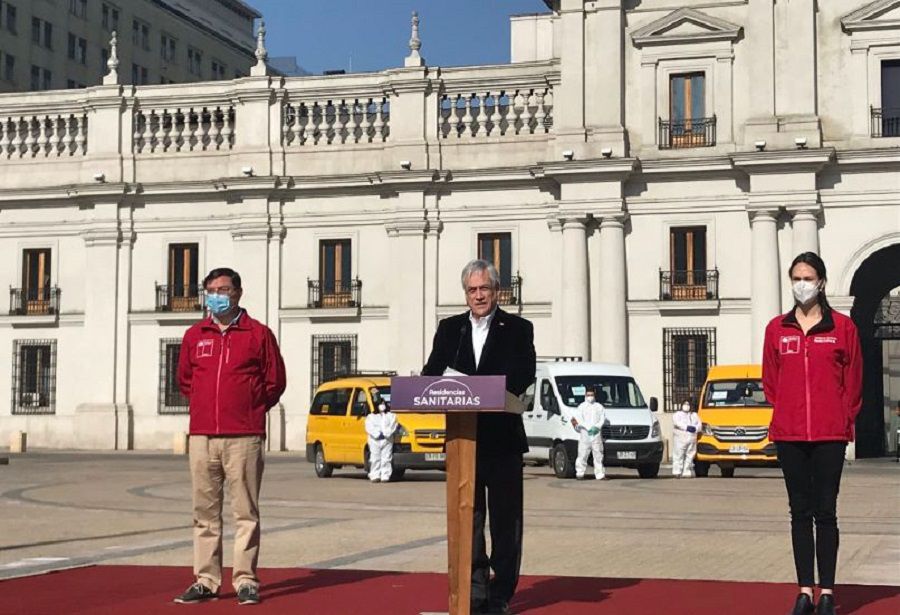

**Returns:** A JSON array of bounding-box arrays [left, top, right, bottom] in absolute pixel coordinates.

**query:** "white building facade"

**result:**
[[0, 0, 898, 456]]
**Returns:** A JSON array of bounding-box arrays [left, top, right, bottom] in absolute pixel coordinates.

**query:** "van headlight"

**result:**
[[702, 423, 715, 436], [651, 421, 660, 438]]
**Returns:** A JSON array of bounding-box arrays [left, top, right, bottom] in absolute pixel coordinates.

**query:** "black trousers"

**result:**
[[776, 441, 846, 589], [471, 452, 524, 608]]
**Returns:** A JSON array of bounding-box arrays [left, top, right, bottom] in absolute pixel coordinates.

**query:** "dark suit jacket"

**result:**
[[422, 307, 537, 456]]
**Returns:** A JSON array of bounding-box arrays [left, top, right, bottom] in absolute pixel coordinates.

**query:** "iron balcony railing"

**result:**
[[871, 107, 900, 138], [658, 116, 716, 149], [155, 284, 205, 312], [497, 274, 522, 306], [660, 269, 719, 301], [308, 278, 362, 308], [9, 287, 60, 315]]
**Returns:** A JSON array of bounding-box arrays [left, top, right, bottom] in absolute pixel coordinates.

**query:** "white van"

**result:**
[[522, 359, 663, 479]]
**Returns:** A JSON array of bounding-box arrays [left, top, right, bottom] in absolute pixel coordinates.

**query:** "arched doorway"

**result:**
[[849, 243, 900, 458]]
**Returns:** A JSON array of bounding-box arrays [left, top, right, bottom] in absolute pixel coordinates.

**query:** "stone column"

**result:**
[[596, 215, 628, 364], [76, 201, 126, 449], [750, 210, 781, 362], [747, 0, 775, 119], [790, 208, 820, 257], [230, 196, 272, 322], [387, 204, 429, 375], [561, 218, 590, 360], [584, 1, 625, 154]]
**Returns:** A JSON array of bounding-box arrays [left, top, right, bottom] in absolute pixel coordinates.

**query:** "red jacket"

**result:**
[[762, 307, 862, 442], [178, 311, 286, 436]]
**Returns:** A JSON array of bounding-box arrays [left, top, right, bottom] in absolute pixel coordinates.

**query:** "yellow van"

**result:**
[[304, 375, 446, 480], [695, 364, 777, 478]]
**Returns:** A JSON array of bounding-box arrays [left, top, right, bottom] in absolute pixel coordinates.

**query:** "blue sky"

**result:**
[[249, 0, 550, 75]]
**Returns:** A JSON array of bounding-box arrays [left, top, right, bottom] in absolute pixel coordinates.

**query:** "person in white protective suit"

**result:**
[[570, 387, 608, 480], [365, 400, 398, 483], [672, 400, 702, 478]]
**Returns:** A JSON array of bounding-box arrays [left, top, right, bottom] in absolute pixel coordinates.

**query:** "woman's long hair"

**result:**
[[788, 252, 832, 311]]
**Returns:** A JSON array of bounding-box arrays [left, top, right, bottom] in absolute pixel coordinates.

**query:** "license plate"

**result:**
[[425, 453, 446, 461], [729, 445, 750, 454], [616, 451, 637, 460]]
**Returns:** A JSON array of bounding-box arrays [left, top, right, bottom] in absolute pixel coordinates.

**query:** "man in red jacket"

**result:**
[[173, 268, 286, 606]]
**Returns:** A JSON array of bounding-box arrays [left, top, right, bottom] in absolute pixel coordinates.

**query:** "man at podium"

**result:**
[[423, 259, 536, 614]]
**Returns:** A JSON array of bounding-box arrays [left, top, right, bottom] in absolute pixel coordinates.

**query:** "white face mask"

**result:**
[[681, 403, 691, 412], [792, 280, 820, 306], [378, 403, 387, 413], [585, 396, 595, 404]]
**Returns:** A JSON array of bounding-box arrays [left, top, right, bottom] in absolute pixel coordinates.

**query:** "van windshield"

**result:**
[[703, 380, 769, 407], [555, 376, 646, 409]]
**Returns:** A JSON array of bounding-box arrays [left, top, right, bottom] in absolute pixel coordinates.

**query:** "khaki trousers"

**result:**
[[189, 435, 264, 592]]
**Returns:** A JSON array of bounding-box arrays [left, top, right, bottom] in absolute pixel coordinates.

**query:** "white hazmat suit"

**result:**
[[672, 404, 702, 478], [572, 396, 607, 479], [365, 404, 398, 482]]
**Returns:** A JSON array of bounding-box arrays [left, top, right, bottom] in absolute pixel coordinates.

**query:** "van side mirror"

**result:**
[[649, 397, 659, 412]]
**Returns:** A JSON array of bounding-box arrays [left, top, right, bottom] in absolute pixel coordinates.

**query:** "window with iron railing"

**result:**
[[311, 334, 357, 398], [477, 232, 521, 305], [11, 339, 57, 414], [875, 59, 900, 138], [307, 278, 361, 308], [660, 72, 715, 149], [13, 248, 57, 315], [313, 239, 358, 307], [159, 338, 189, 414], [663, 328, 716, 412], [660, 269, 719, 301], [157, 243, 201, 311]]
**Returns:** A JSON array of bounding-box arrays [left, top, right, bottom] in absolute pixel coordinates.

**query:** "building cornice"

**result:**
[[731, 148, 835, 174]]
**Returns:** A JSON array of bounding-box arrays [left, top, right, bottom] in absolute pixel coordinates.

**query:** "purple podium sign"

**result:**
[[390, 375, 508, 413]]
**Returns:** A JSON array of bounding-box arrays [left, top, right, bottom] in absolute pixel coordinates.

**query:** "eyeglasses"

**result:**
[[206, 286, 235, 296]]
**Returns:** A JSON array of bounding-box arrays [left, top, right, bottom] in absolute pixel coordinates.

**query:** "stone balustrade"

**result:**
[[0, 112, 88, 159], [439, 63, 556, 139], [133, 105, 235, 154], [282, 97, 390, 147]]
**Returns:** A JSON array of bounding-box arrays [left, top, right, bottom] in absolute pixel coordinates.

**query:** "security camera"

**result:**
[[601, 148, 613, 158], [241, 166, 254, 176], [794, 137, 807, 149], [562, 150, 575, 161], [754, 140, 766, 151], [93, 172, 105, 182], [400, 160, 412, 170]]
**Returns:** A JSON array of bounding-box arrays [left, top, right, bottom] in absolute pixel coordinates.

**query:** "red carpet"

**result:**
[[2, 566, 898, 615]]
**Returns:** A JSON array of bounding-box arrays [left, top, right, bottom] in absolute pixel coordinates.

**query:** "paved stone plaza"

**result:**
[[1, 452, 898, 588]]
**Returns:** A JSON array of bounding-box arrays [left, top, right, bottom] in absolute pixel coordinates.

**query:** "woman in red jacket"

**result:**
[[762, 253, 863, 615]]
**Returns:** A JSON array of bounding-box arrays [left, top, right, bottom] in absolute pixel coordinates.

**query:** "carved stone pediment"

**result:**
[[842, 0, 900, 33], [631, 8, 742, 47]]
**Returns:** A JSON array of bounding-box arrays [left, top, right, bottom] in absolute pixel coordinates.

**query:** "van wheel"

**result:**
[[720, 465, 735, 478], [694, 461, 710, 477], [638, 463, 660, 479], [314, 444, 334, 478], [551, 443, 576, 479]]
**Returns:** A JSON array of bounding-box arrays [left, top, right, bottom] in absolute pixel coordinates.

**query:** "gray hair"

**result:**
[[460, 259, 501, 290]]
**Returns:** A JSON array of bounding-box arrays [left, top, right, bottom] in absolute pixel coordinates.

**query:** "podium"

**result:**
[[391, 375, 511, 615]]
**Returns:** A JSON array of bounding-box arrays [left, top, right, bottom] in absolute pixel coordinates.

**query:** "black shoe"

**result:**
[[789, 593, 815, 615], [816, 594, 836, 615], [471, 601, 489, 614], [487, 601, 512, 614], [173, 582, 218, 604], [237, 584, 260, 605]]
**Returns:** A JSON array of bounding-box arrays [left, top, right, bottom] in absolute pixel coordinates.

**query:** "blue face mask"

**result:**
[[206, 294, 232, 316]]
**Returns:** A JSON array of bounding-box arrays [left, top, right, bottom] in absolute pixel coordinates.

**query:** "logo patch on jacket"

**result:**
[[813, 336, 837, 344], [196, 338, 215, 358], [780, 336, 801, 355]]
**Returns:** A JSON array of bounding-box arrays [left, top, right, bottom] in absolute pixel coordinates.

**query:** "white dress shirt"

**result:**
[[469, 307, 497, 369]]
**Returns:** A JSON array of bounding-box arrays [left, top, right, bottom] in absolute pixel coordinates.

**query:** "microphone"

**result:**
[[451, 321, 468, 372]]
